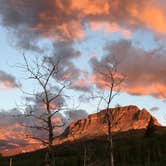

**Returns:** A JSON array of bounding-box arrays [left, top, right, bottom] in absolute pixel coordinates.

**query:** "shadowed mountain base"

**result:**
[[1, 127, 166, 166]]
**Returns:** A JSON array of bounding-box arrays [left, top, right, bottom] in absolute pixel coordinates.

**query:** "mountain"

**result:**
[[1, 106, 166, 166], [0, 105, 161, 156], [54, 105, 160, 144]]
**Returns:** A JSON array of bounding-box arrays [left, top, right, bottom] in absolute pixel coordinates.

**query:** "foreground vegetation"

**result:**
[[1, 129, 166, 166]]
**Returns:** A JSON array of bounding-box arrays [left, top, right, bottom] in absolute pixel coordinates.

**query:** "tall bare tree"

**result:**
[[18, 55, 70, 166], [90, 57, 124, 166]]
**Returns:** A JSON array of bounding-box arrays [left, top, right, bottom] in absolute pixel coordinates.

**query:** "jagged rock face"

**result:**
[[54, 105, 160, 143]]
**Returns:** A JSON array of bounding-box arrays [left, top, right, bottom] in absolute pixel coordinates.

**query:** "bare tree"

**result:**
[[9, 158, 13, 166], [18, 55, 70, 166], [90, 57, 125, 166]]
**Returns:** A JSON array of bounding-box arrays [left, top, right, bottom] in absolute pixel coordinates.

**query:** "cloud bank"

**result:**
[[0, 0, 166, 48], [90, 40, 166, 98], [0, 0, 166, 97]]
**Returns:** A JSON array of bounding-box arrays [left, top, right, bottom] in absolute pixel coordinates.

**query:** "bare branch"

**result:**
[[22, 124, 49, 131], [25, 113, 48, 123], [48, 85, 66, 103]]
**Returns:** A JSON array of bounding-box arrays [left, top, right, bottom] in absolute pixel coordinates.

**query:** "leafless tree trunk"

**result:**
[[83, 144, 87, 166], [90, 57, 124, 166], [18, 55, 69, 166], [105, 82, 115, 166], [9, 158, 12, 166]]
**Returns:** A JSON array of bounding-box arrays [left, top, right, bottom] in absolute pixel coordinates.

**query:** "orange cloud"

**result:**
[[90, 21, 132, 38], [91, 72, 166, 99], [90, 72, 124, 91], [32, 19, 84, 41], [70, 0, 110, 15], [0, 109, 66, 155], [41, 0, 166, 38], [129, 2, 166, 34], [2, 0, 166, 46], [122, 82, 166, 98], [90, 40, 166, 99]]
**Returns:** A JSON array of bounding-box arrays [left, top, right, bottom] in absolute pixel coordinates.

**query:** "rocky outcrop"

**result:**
[[54, 105, 160, 144]]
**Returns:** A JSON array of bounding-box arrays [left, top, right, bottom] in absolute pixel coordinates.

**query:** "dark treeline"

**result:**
[[1, 130, 166, 166]]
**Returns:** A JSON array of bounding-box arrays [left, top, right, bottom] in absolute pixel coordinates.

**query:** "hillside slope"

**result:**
[[1, 128, 166, 166], [0, 105, 161, 157], [54, 105, 160, 144]]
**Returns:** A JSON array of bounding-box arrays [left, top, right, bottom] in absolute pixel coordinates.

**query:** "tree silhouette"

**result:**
[[90, 57, 125, 166], [18, 55, 70, 166]]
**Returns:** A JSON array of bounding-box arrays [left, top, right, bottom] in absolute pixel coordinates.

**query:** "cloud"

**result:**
[[71, 78, 91, 92], [45, 41, 90, 91], [0, 0, 166, 91], [107, 0, 166, 35], [64, 109, 88, 122], [90, 40, 166, 98], [70, 70, 92, 92], [46, 41, 81, 81], [0, 105, 64, 151], [89, 21, 132, 38], [0, 106, 50, 151], [24, 92, 89, 137], [25, 90, 65, 112], [23, 90, 67, 138], [0, 108, 31, 151], [0, 108, 22, 126], [0, 0, 84, 51], [0, 105, 89, 152], [0, 0, 166, 51], [0, 70, 20, 89]]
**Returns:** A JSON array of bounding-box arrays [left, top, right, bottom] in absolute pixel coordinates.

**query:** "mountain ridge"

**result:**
[[53, 105, 160, 144], [1, 105, 161, 156]]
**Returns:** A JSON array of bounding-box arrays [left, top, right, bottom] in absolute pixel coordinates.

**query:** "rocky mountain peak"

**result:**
[[55, 105, 160, 144]]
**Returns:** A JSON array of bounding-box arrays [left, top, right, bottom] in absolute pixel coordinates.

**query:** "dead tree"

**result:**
[[83, 144, 87, 166], [18, 55, 70, 166], [91, 58, 124, 166], [9, 158, 12, 166]]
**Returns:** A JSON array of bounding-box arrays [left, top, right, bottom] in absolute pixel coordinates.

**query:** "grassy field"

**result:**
[[1, 130, 166, 166]]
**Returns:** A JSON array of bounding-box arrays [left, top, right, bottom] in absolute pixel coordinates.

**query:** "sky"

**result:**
[[0, 0, 166, 153]]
